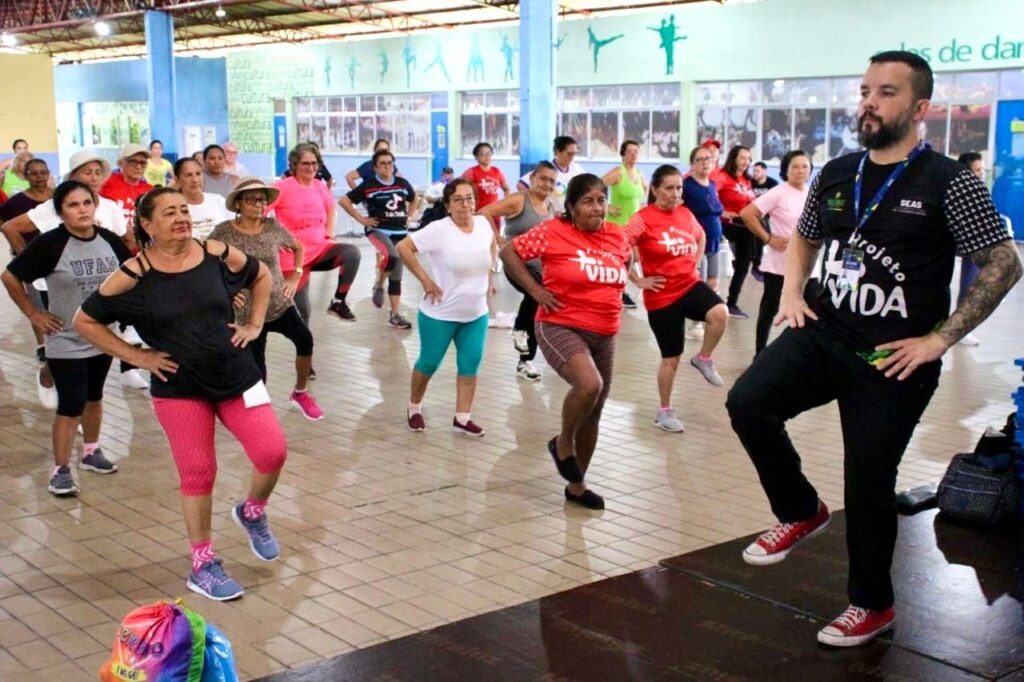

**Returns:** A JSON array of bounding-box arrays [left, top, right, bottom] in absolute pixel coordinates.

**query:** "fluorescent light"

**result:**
[[215, 6, 226, 18], [95, 21, 111, 37], [0, 33, 16, 47]]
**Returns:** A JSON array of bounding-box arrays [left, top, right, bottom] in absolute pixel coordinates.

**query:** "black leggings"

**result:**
[[507, 259, 542, 361], [723, 220, 757, 307], [249, 307, 314, 382], [293, 242, 361, 323], [48, 354, 114, 417], [755, 273, 785, 355]]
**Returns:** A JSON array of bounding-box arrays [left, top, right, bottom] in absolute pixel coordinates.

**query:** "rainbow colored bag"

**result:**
[[100, 599, 207, 682]]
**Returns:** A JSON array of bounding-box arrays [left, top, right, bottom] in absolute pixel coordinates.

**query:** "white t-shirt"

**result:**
[[752, 182, 808, 276], [410, 215, 493, 322], [519, 161, 585, 214], [28, 196, 128, 292], [189, 193, 233, 239]]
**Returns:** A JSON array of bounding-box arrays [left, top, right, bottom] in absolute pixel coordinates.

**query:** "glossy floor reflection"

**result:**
[[0, 239, 1021, 679]]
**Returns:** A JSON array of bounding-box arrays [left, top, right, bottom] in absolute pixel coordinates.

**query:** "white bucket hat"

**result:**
[[67, 150, 112, 182]]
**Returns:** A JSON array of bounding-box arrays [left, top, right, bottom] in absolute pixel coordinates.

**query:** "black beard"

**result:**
[[857, 111, 914, 150]]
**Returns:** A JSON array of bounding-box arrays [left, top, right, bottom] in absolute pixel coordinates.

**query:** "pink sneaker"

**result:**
[[289, 391, 324, 421], [743, 501, 830, 565], [817, 605, 895, 647]]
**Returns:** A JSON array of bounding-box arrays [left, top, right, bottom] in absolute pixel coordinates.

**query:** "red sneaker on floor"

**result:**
[[407, 411, 425, 432], [817, 605, 895, 647], [743, 501, 830, 566], [451, 417, 485, 437], [289, 391, 324, 421]]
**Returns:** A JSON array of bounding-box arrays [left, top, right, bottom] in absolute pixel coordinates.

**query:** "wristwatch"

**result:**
[[294, 267, 304, 276]]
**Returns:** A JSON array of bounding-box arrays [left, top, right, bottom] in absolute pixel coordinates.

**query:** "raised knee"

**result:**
[[708, 304, 729, 326]]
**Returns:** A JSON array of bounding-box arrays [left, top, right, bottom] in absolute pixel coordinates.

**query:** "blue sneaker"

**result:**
[[232, 503, 280, 561], [186, 559, 244, 601]]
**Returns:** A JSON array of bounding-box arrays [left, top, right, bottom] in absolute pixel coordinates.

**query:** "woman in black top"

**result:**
[[75, 187, 287, 602]]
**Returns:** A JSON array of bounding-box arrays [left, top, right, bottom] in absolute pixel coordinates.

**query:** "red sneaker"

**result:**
[[451, 417, 485, 437], [743, 501, 830, 566], [407, 410, 425, 432], [817, 605, 895, 647]]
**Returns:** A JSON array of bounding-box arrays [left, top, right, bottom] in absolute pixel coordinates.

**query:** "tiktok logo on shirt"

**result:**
[[569, 249, 627, 284], [657, 228, 698, 257], [384, 193, 406, 218], [822, 239, 908, 318]]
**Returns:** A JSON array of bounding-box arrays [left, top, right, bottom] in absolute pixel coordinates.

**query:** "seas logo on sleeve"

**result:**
[[569, 248, 627, 284]]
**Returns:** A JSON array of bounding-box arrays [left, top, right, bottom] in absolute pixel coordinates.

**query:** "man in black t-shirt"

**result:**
[[727, 52, 1021, 648], [750, 161, 779, 279]]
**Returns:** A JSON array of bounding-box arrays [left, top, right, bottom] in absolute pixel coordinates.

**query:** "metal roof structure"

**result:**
[[0, 0, 723, 62]]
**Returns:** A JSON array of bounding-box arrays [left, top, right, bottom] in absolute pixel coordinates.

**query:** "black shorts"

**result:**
[[646, 282, 724, 358], [47, 353, 114, 417]]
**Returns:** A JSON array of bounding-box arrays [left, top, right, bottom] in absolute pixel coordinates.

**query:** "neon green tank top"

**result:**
[[1, 170, 30, 197], [607, 164, 644, 226]]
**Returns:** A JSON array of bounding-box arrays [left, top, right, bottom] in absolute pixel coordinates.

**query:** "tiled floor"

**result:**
[[0, 238, 1021, 680]]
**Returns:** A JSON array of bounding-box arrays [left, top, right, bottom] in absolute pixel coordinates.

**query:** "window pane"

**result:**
[[296, 118, 311, 146], [653, 84, 680, 107], [329, 97, 344, 113], [1000, 70, 1024, 99], [324, 117, 341, 152], [415, 94, 433, 111], [461, 115, 483, 156], [762, 108, 793, 163], [622, 111, 650, 156], [949, 104, 991, 160], [312, 97, 327, 113], [463, 92, 484, 112], [923, 104, 948, 155], [360, 96, 376, 112], [509, 90, 520, 109], [831, 77, 861, 104], [621, 85, 652, 107], [485, 113, 509, 154], [511, 113, 520, 155], [793, 79, 829, 105], [592, 86, 620, 108], [295, 98, 311, 115], [763, 79, 795, 104], [828, 107, 861, 159], [562, 87, 590, 109], [341, 117, 358, 152], [932, 73, 955, 101], [794, 108, 827, 164], [561, 113, 589, 156], [485, 91, 508, 108], [697, 105, 726, 145], [591, 111, 620, 158], [344, 96, 358, 113], [358, 115, 375, 152], [376, 115, 394, 149], [726, 107, 757, 149], [697, 83, 730, 106], [652, 110, 680, 159], [951, 72, 997, 101], [727, 81, 761, 105]]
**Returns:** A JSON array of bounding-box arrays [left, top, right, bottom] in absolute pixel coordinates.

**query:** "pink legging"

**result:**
[[152, 396, 287, 496]]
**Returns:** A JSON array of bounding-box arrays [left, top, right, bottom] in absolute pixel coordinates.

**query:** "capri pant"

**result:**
[[414, 311, 488, 377], [48, 354, 114, 417], [250, 306, 314, 382], [152, 393, 288, 496], [536, 321, 615, 389], [366, 229, 406, 295]]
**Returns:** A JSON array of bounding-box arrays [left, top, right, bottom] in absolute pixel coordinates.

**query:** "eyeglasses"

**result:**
[[124, 158, 148, 167], [449, 196, 475, 205], [242, 195, 268, 204], [693, 157, 713, 163], [297, 161, 318, 167]]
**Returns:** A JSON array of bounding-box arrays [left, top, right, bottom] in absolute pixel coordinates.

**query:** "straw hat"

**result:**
[[225, 176, 280, 212], [118, 143, 152, 162], [67, 150, 112, 182]]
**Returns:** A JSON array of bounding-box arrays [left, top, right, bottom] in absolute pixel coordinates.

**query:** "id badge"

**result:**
[[838, 248, 864, 291], [242, 380, 271, 409]]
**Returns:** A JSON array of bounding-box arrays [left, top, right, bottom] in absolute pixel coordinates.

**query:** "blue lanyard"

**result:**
[[851, 142, 928, 240]]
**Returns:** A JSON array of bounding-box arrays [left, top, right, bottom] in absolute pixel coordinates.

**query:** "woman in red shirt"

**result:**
[[500, 174, 629, 510], [714, 145, 757, 319], [462, 142, 509, 211], [626, 165, 729, 434]]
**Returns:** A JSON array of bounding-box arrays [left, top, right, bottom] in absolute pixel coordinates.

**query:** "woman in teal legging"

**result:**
[[397, 179, 497, 437]]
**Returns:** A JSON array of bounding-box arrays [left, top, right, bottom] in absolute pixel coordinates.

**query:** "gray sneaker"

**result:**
[[654, 409, 685, 433], [48, 466, 78, 496], [186, 559, 244, 601], [511, 330, 530, 353], [388, 313, 412, 330], [371, 286, 385, 308], [79, 447, 118, 474], [232, 503, 280, 561], [690, 355, 724, 387]]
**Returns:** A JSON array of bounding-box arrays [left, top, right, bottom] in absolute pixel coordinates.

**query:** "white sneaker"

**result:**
[[517, 360, 542, 381], [121, 368, 149, 390], [959, 333, 980, 346], [37, 368, 57, 410], [511, 330, 529, 354], [654, 408, 685, 433], [686, 322, 704, 340]]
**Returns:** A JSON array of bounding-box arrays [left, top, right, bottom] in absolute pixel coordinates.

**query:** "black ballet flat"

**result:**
[[565, 487, 605, 510], [549, 436, 583, 483]]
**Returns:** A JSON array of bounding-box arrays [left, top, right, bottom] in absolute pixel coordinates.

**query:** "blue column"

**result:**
[[519, 0, 556, 177], [145, 10, 177, 158]]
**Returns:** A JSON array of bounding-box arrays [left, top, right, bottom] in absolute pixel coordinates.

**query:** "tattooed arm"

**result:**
[[939, 240, 1023, 345]]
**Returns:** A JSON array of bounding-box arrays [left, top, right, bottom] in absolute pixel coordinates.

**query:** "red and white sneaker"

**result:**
[[817, 605, 895, 647], [743, 501, 830, 566], [289, 391, 324, 421]]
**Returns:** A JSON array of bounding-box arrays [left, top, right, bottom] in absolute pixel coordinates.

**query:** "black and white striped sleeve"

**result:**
[[944, 169, 1011, 256]]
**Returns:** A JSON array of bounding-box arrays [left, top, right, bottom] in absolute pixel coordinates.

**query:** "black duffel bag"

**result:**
[[937, 450, 1019, 525]]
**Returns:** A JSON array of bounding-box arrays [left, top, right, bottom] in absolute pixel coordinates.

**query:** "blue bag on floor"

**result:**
[[200, 623, 239, 682]]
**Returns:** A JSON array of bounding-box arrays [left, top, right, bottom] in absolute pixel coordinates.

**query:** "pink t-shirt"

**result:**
[[268, 176, 335, 273], [752, 182, 808, 276]]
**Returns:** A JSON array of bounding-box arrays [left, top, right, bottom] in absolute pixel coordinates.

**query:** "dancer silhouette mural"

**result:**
[[587, 27, 624, 72], [648, 15, 687, 76], [501, 35, 515, 82]]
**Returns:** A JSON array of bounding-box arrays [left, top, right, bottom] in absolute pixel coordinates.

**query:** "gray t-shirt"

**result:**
[[203, 171, 238, 198], [208, 218, 294, 323], [6, 226, 132, 359]]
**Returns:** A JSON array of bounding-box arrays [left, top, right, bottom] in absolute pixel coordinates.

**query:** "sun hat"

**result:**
[[225, 176, 280, 212], [67, 150, 112, 182], [118, 143, 152, 161]]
